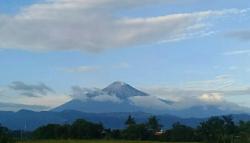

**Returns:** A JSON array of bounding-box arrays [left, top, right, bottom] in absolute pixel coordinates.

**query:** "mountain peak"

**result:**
[[103, 81, 148, 99], [107, 81, 128, 88]]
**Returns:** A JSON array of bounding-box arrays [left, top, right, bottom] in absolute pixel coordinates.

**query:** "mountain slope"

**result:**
[[52, 99, 142, 113], [53, 81, 149, 113]]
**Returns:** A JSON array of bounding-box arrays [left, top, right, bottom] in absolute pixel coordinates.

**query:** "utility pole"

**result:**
[[20, 120, 27, 142]]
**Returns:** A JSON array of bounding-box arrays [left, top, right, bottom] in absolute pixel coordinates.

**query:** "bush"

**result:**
[[0, 125, 15, 143], [33, 119, 104, 140]]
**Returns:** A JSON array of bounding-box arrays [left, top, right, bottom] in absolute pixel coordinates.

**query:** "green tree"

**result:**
[[198, 116, 237, 143], [167, 122, 196, 142], [146, 116, 161, 132], [33, 119, 104, 140], [33, 124, 62, 139], [104, 129, 121, 140], [0, 125, 15, 143], [237, 121, 250, 143], [70, 119, 103, 139], [125, 115, 136, 126], [198, 117, 225, 143], [223, 116, 237, 143], [58, 124, 71, 139], [122, 124, 149, 140]]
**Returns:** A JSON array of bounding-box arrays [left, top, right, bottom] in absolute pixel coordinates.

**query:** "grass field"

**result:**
[[19, 140, 198, 143]]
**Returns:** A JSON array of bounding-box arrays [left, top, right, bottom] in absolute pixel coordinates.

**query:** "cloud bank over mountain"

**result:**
[[52, 81, 250, 117], [0, 78, 249, 115]]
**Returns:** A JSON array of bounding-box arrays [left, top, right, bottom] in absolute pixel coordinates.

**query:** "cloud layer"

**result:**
[[227, 29, 250, 41], [9, 81, 54, 97], [70, 86, 122, 103], [0, 0, 248, 52], [65, 66, 99, 73], [0, 102, 48, 111], [0, 81, 70, 110]]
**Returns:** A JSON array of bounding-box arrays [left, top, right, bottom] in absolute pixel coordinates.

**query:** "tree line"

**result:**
[[1, 115, 250, 143], [0, 124, 15, 143]]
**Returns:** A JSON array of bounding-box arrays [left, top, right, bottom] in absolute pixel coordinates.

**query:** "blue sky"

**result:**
[[0, 0, 250, 111]]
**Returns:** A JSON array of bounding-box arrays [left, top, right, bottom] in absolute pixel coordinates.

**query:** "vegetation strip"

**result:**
[[1, 115, 250, 143]]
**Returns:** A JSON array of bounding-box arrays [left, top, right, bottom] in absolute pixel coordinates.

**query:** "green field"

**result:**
[[19, 140, 197, 143]]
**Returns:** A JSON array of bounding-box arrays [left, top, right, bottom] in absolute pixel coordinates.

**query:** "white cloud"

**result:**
[[184, 74, 235, 90], [246, 68, 250, 72], [8, 81, 54, 97], [70, 86, 99, 100], [0, 82, 71, 109], [23, 93, 71, 108], [0, 102, 49, 111], [223, 49, 250, 56], [228, 66, 238, 70], [92, 94, 121, 103], [0, 0, 248, 52], [113, 62, 130, 69], [65, 66, 99, 73], [226, 29, 250, 41], [70, 86, 122, 103], [198, 93, 224, 103], [64, 62, 130, 73], [0, 89, 71, 110], [141, 75, 250, 109], [129, 95, 171, 110]]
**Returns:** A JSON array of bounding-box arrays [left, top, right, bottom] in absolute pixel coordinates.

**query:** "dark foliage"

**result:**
[[1, 114, 250, 143], [198, 116, 238, 143], [33, 119, 103, 139], [0, 124, 15, 143], [166, 122, 198, 142], [71, 119, 103, 139], [122, 124, 149, 140], [125, 115, 136, 126], [146, 116, 161, 132]]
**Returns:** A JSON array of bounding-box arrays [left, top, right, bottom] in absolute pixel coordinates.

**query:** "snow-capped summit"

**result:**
[[52, 81, 149, 113], [110, 81, 126, 86], [102, 81, 148, 99]]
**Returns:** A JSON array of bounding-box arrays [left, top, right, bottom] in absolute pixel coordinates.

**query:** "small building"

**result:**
[[154, 129, 165, 136]]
